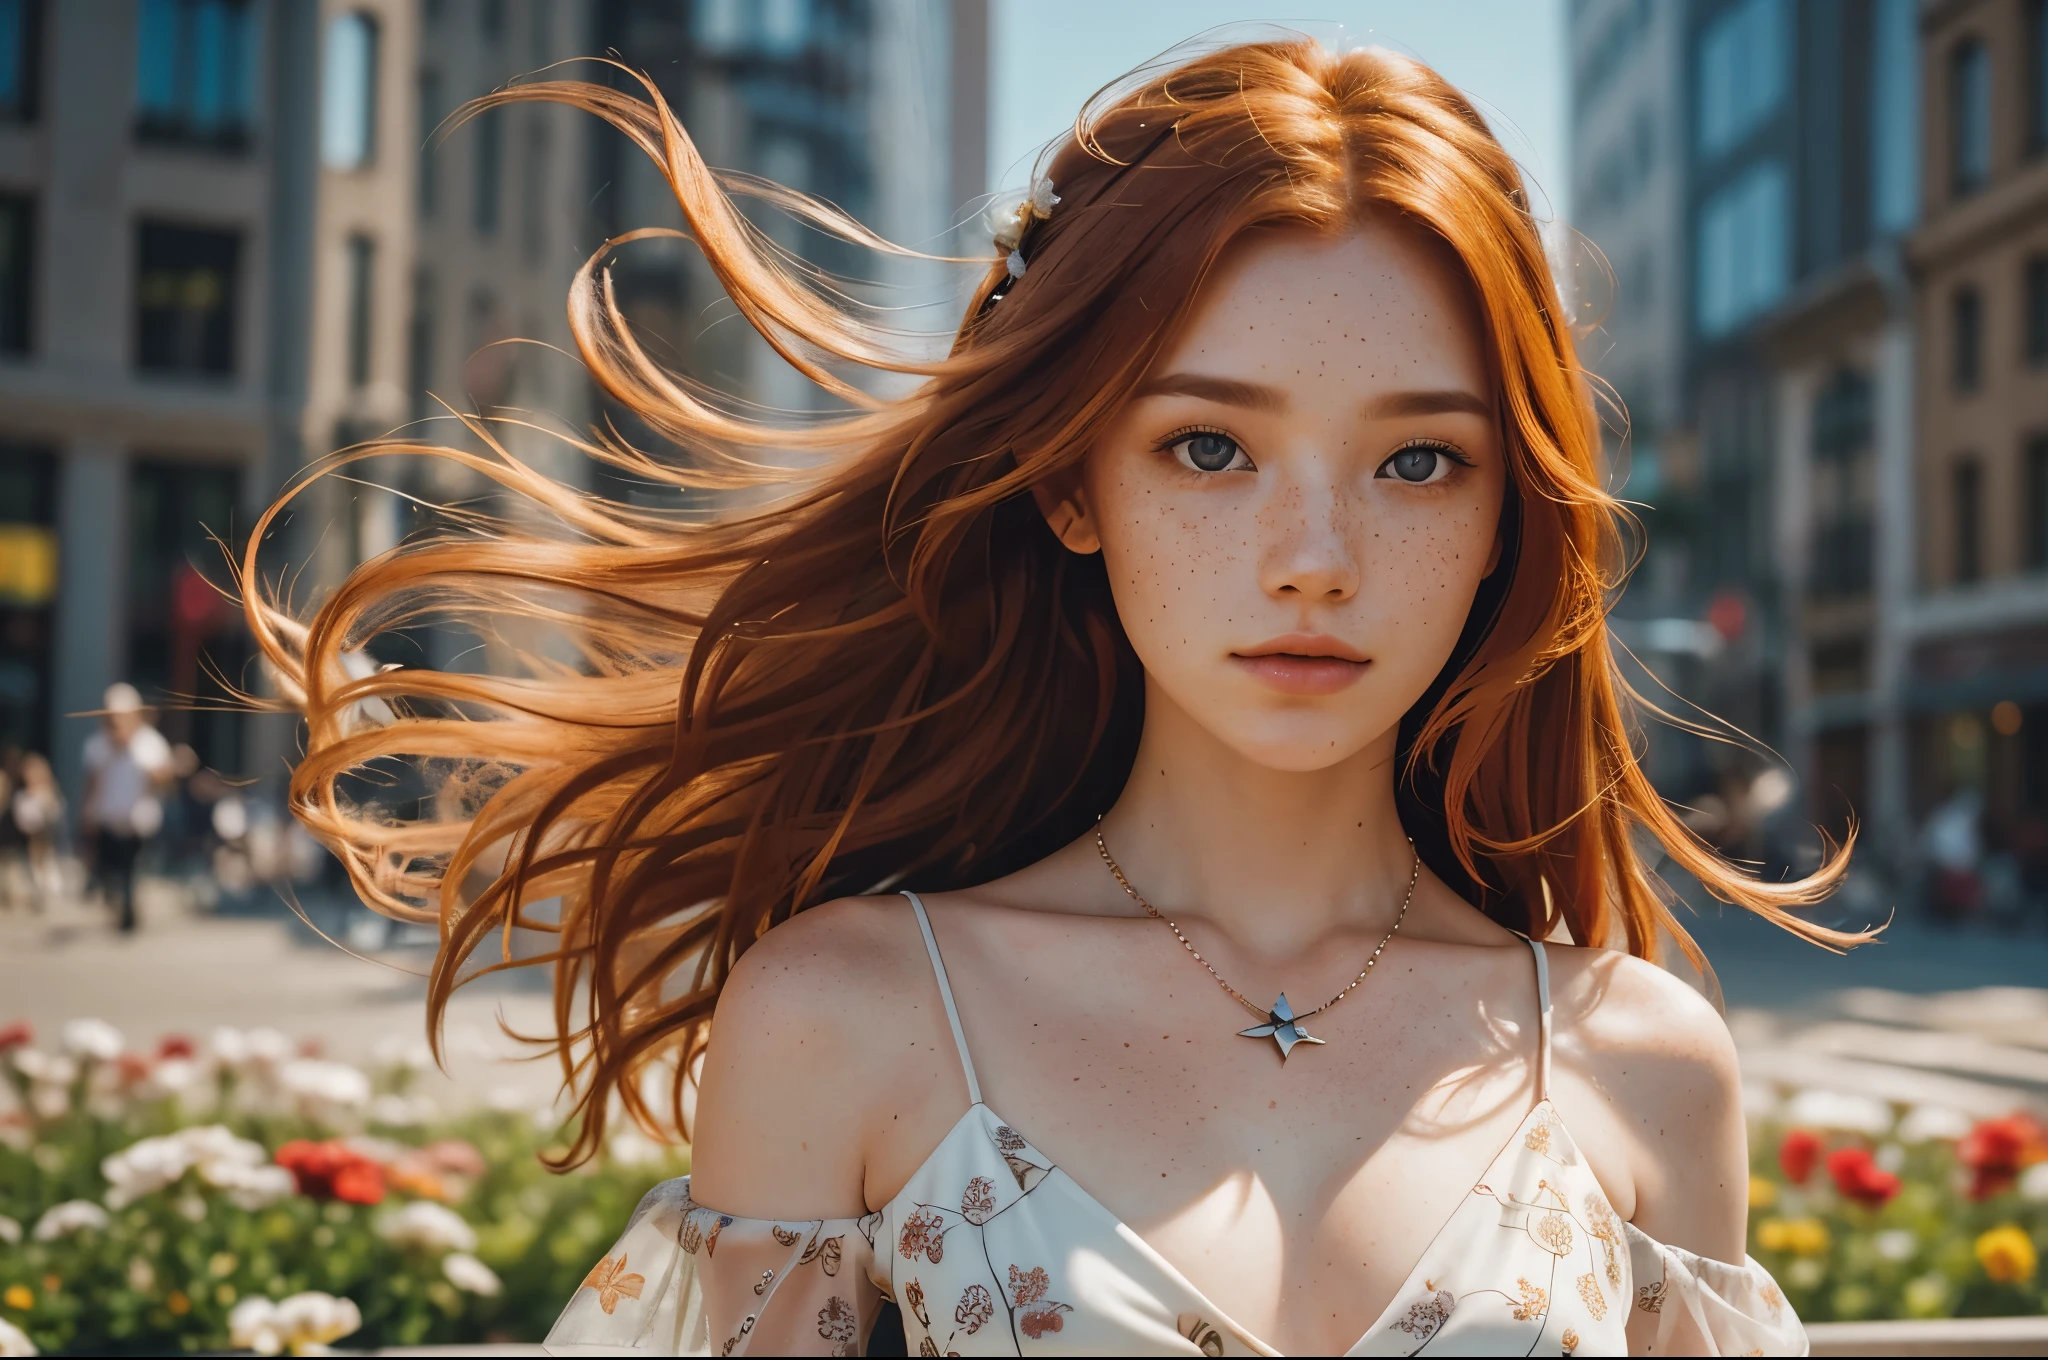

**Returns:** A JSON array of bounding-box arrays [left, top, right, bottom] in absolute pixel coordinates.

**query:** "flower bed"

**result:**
[[0, 1021, 684, 1355], [1747, 1090, 2046, 1322]]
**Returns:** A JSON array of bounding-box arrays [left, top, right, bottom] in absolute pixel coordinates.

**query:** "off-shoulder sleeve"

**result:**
[[543, 1176, 882, 1357], [1623, 1223, 1807, 1357]]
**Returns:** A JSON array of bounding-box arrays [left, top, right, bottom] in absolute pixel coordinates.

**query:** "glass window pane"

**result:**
[[136, 0, 183, 119], [320, 12, 379, 169]]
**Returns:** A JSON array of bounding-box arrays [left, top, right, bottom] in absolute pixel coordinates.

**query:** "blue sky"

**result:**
[[988, 1, 1570, 223]]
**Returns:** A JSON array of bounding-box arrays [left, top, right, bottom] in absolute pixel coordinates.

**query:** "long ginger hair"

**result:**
[[246, 38, 1859, 1164]]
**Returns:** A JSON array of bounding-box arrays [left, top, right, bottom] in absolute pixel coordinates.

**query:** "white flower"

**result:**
[[1874, 1228, 1918, 1262], [279, 1059, 371, 1110], [376, 1200, 477, 1253], [229, 1292, 362, 1357], [207, 1162, 297, 1211], [2020, 1161, 2048, 1203], [209, 1026, 249, 1067], [141, 1057, 202, 1100], [369, 1093, 431, 1128], [31, 1200, 109, 1240], [1782, 1088, 1893, 1137], [275, 1293, 362, 1352], [60, 1019, 123, 1063], [102, 1134, 194, 1209], [442, 1252, 502, 1296], [126, 1257, 156, 1292], [1896, 1103, 1974, 1145], [1028, 175, 1061, 217], [0, 1216, 18, 1244], [228, 1298, 285, 1356], [10, 1050, 75, 1086], [245, 1029, 292, 1065], [0, 1317, 37, 1357]]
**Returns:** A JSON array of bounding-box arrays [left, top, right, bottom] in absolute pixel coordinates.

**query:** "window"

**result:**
[[0, 0, 40, 122], [1951, 38, 1992, 197], [135, 0, 256, 149], [1872, 0, 1920, 235], [1697, 0, 1788, 157], [417, 70, 442, 218], [135, 220, 240, 376], [1954, 285, 1983, 393], [408, 269, 435, 420], [0, 194, 29, 355], [1955, 458, 1984, 585], [2029, 257, 2048, 366], [2031, 0, 2048, 153], [473, 107, 503, 235], [127, 460, 248, 771], [2026, 434, 2048, 569], [0, 444, 57, 758], [345, 233, 374, 389], [1695, 160, 1789, 336], [320, 12, 379, 169]]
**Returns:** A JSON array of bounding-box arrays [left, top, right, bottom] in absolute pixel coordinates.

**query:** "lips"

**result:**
[[1230, 635, 1371, 695]]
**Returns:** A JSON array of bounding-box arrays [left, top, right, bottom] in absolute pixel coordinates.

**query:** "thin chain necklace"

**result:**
[[1094, 821, 1419, 1061]]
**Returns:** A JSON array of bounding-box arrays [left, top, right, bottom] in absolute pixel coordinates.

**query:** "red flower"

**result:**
[[156, 1035, 196, 1060], [1826, 1146, 1901, 1208], [275, 1138, 386, 1204], [1778, 1128, 1823, 1185], [116, 1053, 152, 1084], [1958, 1114, 2048, 1200], [0, 1022, 33, 1051]]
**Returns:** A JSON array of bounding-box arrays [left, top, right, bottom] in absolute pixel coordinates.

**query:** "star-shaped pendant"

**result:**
[[1239, 993, 1326, 1061]]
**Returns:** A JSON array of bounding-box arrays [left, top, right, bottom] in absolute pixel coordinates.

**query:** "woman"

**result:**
[[251, 37, 1858, 1357]]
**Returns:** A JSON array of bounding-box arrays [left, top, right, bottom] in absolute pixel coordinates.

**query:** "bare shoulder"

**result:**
[[1543, 944, 1748, 1260], [689, 894, 967, 1220]]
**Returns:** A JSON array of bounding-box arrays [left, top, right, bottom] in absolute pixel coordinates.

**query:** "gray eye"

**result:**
[[1181, 433, 1243, 472], [1387, 447, 1440, 482]]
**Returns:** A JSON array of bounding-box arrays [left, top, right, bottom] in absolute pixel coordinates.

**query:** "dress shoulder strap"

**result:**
[[900, 891, 984, 1106], [1525, 936, 1552, 1104]]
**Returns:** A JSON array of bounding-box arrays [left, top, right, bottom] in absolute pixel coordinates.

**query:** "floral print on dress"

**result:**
[[955, 1283, 994, 1334], [1009, 1264, 1072, 1339], [1393, 1284, 1456, 1341], [579, 1253, 645, 1315], [960, 1175, 997, 1225], [899, 1207, 947, 1263], [1510, 1276, 1548, 1322], [1576, 1270, 1608, 1320], [816, 1296, 857, 1357]]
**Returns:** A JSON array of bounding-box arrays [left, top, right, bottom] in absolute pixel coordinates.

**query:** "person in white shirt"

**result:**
[[81, 683, 172, 933]]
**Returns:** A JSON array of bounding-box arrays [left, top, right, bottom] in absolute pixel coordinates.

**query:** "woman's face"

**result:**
[[1047, 220, 1507, 772]]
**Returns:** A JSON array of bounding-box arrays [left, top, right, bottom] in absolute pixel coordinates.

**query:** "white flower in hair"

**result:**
[[1006, 250, 1027, 279], [990, 176, 1061, 256]]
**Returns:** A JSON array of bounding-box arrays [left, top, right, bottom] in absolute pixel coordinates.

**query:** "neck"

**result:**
[[1098, 679, 1416, 954]]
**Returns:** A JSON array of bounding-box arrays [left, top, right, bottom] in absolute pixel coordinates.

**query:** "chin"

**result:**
[[1212, 717, 1386, 773]]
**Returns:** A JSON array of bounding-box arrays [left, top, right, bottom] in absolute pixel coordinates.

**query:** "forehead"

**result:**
[[1156, 220, 1489, 395]]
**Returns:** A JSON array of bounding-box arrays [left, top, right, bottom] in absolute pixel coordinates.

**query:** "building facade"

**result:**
[[1569, 0, 1922, 863], [0, 0, 987, 809], [1904, 0, 2048, 855]]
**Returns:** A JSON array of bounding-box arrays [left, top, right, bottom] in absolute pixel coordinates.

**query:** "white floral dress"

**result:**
[[545, 900, 1806, 1357]]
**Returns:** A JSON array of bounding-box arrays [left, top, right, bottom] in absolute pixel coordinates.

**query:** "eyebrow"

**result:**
[[1362, 389, 1494, 419], [1132, 373, 1288, 411]]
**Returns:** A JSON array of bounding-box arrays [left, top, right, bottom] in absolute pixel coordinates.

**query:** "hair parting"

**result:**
[[244, 38, 1861, 1167]]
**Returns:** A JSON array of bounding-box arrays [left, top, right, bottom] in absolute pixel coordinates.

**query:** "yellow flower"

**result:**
[[2, 1284, 29, 1311], [1748, 1176, 1777, 1209], [1975, 1225, 2039, 1284], [1755, 1217, 1829, 1256]]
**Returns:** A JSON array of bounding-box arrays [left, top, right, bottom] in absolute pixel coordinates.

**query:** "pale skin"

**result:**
[[691, 220, 1749, 1354]]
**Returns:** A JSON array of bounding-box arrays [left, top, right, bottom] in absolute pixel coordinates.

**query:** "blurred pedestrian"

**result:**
[[5, 752, 66, 909], [81, 683, 172, 933], [1923, 786, 1984, 924]]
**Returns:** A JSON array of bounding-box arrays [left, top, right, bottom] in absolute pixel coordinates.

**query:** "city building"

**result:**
[[1569, 0, 1922, 863], [0, 0, 988, 809], [1904, 0, 2048, 856]]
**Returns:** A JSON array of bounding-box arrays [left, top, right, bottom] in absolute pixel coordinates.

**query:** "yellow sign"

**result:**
[[0, 524, 58, 605]]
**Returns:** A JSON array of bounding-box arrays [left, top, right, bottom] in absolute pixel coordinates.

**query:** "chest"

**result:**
[[890, 928, 1585, 1352]]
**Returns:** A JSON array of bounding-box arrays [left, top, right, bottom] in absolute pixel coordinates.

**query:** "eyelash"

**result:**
[[1152, 428, 1477, 479]]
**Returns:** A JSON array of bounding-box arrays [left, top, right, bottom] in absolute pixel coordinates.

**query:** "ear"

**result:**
[[1030, 475, 1103, 555]]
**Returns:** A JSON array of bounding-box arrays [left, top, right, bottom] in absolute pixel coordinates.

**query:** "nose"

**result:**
[[1258, 471, 1359, 603]]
